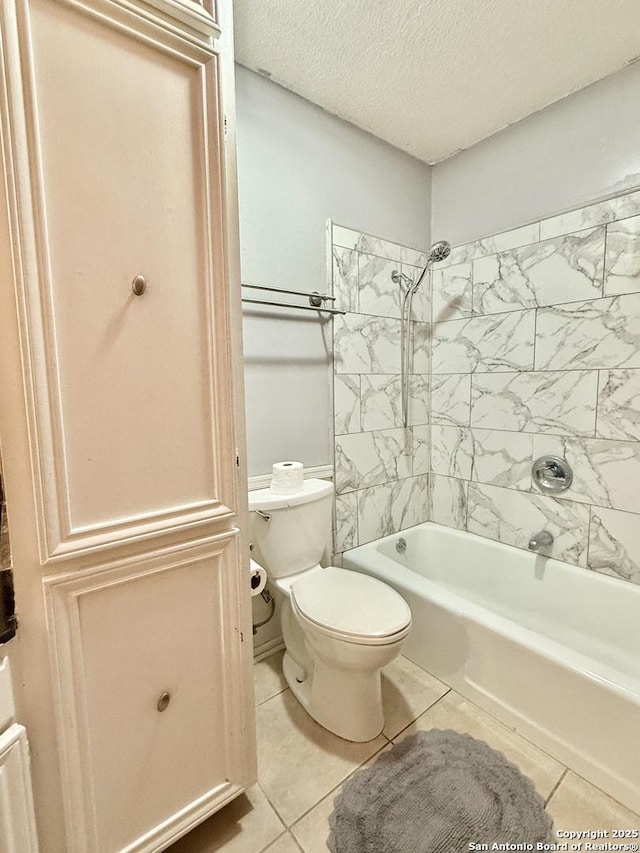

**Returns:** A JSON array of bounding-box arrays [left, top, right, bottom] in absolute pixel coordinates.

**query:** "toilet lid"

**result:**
[[291, 567, 411, 640]]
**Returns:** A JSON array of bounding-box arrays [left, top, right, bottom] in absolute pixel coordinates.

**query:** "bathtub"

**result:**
[[343, 522, 640, 814]]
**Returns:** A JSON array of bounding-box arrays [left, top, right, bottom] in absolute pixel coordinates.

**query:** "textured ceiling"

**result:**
[[233, 0, 640, 164]]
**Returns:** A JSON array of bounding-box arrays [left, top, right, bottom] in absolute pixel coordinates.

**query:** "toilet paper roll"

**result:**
[[249, 559, 267, 597], [270, 460, 304, 495]]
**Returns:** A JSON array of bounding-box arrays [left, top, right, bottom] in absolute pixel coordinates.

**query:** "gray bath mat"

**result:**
[[327, 729, 554, 853]]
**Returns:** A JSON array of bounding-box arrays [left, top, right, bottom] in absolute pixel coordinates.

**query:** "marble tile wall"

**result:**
[[331, 223, 430, 553], [430, 188, 640, 586]]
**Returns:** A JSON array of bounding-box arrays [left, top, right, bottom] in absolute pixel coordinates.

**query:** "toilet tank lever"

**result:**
[[256, 510, 271, 521]]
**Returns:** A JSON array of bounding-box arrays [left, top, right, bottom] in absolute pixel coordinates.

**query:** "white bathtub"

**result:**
[[343, 522, 640, 814]]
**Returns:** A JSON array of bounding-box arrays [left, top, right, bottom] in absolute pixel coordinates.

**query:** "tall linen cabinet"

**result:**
[[0, 0, 256, 850]]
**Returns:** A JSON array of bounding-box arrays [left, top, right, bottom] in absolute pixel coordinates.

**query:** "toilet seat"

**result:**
[[290, 567, 411, 646], [293, 605, 411, 647]]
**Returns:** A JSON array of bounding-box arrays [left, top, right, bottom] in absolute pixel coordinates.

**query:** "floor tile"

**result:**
[[396, 690, 565, 799], [262, 832, 303, 853], [254, 651, 287, 706], [381, 656, 449, 739], [290, 793, 335, 853], [291, 745, 392, 853], [547, 771, 640, 833], [167, 785, 284, 853], [256, 688, 387, 827]]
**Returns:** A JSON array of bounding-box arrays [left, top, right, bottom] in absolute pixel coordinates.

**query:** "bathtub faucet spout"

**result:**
[[528, 530, 554, 551]]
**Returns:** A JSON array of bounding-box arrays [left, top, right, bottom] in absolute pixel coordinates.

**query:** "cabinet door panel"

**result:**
[[0, 725, 39, 853], [45, 532, 253, 852], [5, 0, 237, 557]]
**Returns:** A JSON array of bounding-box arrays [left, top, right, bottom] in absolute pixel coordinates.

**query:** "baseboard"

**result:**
[[253, 637, 284, 662]]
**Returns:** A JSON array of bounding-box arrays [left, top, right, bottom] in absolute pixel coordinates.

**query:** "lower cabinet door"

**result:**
[[0, 724, 40, 853], [44, 531, 255, 853]]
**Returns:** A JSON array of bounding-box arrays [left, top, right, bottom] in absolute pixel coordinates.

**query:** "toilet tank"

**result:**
[[248, 479, 334, 578]]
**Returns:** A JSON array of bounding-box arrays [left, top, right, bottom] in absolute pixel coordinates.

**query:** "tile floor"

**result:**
[[169, 652, 640, 853]]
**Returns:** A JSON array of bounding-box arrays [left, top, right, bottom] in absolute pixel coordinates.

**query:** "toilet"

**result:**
[[249, 478, 412, 742]]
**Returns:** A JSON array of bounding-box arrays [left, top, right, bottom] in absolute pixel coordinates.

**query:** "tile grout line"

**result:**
[[430, 285, 640, 325], [265, 829, 306, 853], [384, 677, 570, 780], [602, 223, 608, 298], [257, 830, 289, 853], [544, 767, 569, 808], [346, 465, 640, 523], [585, 503, 594, 570], [287, 829, 305, 853], [256, 684, 288, 707], [464, 477, 470, 531], [432, 687, 569, 771], [384, 686, 453, 744], [593, 367, 602, 440], [341, 365, 640, 379], [429, 367, 639, 376], [389, 420, 640, 447], [336, 283, 640, 341], [566, 767, 640, 818], [286, 736, 392, 832], [256, 780, 289, 835], [532, 303, 538, 371], [340, 421, 639, 464]]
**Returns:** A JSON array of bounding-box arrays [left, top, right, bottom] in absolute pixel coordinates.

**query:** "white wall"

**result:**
[[432, 62, 640, 246], [235, 66, 432, 477]]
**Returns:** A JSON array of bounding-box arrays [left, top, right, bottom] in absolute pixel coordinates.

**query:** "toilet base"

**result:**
[[282, 651, 312, 710], [282, 650, 384, 743]]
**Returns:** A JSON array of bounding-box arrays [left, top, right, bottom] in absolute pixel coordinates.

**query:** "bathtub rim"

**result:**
[[342, 522, 640, 701]]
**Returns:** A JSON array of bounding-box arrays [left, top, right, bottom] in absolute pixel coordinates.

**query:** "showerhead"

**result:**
[[392, 238, 452, 296], [428, 240, 451, 264]]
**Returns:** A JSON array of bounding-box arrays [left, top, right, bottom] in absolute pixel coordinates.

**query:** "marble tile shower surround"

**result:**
[[429, 187, 640, 586], [331, 223, 430, 553]]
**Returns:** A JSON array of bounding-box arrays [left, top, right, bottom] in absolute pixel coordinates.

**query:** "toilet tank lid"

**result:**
[[248, 478, 334, 511]]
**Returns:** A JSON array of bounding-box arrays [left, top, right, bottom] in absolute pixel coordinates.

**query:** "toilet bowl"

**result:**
[[249, 479, 412, 742]]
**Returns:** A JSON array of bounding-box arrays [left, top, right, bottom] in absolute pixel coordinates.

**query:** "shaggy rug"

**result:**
[[327, 729, 554, 853]]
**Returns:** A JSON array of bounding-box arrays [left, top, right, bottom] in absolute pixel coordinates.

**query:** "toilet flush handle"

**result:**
[[256, 510, 271, 521]]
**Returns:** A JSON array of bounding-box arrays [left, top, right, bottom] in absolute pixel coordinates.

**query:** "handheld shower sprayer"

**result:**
[[428, 241, 452, 264], [405, 240, 452, 293], [393, 240, 451, 427], [391, 240, 452, 292]]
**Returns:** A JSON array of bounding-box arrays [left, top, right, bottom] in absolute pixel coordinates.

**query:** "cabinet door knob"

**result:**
[[132, 275, 147, 296], [157, 691, 171, 712]]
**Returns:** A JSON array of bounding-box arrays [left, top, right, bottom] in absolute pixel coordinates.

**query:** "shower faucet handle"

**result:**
[[532, 455, 573, 495], [528, 530, 554, 551], [546, 460, 567, 480]]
